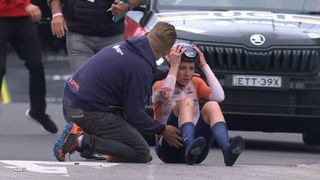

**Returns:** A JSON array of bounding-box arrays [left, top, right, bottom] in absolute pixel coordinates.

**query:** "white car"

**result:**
[[125, 0, 320, 145]]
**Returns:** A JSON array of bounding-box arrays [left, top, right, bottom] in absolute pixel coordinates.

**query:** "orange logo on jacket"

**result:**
[[68, 78, 80, 91]]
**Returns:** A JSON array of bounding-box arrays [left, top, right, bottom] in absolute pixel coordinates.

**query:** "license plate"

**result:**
[[232, 75, 282, 88]]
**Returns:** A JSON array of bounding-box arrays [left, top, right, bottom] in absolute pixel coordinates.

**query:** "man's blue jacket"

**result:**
[[64, 36, 166, 134]]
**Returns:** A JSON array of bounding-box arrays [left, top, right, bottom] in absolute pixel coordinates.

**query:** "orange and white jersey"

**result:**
[[152, 64, 225, 124], [153, 77, 211, 124]]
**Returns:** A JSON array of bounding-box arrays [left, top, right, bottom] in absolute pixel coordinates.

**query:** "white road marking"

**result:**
[[0, 160, 119, 175]]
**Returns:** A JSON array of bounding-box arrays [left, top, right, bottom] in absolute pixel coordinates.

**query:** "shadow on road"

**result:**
[[242, 139, 320, 154]]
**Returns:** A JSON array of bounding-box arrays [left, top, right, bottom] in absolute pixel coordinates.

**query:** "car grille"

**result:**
[[220, 89, 320, 116], [198, 44, 320, 75]]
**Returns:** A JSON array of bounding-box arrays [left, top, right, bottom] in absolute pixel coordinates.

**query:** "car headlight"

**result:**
[[156, 57, 165, 66], [156, 56, 170, 71]]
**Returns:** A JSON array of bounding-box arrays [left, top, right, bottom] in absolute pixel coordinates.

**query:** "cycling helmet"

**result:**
[[177, 43, 199, 63]]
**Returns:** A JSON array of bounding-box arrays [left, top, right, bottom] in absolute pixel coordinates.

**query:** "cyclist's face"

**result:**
[[177, 62, 195, 86]]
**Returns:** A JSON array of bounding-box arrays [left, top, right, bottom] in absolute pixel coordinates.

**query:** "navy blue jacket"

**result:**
[[65, 36, 165, 134]]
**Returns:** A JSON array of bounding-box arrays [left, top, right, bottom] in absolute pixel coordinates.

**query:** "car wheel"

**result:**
[[302, 132, 320, 145]]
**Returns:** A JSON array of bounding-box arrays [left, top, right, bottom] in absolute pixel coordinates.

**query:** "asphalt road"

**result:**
[[1, 52, 320, 179], [4, 52, 70, 104], [1, 103, 320, 180]]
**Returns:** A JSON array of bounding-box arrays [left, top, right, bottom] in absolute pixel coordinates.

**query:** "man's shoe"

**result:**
[[106, 154, 153, 163], [53, 122, 84, 162], [224, 136, 245, 166], [185, 137, 206, 165], [26, 109, 58, 134], [80, 151, 108, 161]]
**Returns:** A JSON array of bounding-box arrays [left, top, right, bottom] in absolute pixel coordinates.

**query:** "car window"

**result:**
[[157, 0, 320, 13]]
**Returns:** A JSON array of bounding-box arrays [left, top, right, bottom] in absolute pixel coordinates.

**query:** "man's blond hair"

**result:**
[[148, 22, 177, 53]]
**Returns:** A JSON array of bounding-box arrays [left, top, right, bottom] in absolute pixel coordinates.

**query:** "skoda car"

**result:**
[[125, 0, 320, 145]]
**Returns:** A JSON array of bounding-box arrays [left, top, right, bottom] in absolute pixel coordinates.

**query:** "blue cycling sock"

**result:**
[[211, 122, 230, 156], [180, 122, 195, 150]]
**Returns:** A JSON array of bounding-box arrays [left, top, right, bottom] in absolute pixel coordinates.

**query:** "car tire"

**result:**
[[302, 132, 320, 145]]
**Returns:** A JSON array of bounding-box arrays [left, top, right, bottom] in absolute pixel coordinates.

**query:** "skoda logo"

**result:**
[[250, 34, 265, 46]]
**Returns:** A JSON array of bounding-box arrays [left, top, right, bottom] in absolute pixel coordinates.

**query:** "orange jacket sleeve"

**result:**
[[192, 77, 211, 100]]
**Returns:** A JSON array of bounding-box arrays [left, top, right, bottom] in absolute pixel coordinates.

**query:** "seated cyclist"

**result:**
[[152, 43, 245, 165]]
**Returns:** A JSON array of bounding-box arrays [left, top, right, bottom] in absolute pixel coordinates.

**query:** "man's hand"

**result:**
[[51, 15, 68, 38], [162, 125, 183, 148], [25, 4, 42, 22], [111, 1, 130, 16], [50, 0, 67, 38]]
